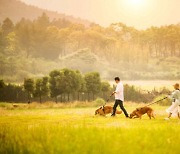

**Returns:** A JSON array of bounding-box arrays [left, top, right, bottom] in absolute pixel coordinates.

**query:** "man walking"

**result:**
[[111, 77, 129, 117]]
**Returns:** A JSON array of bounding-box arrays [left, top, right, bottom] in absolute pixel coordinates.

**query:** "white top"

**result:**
[[169, 90, 180, 105], [115, 82, 124, 101]]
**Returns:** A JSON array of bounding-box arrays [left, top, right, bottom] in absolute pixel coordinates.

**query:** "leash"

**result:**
[[105, 95, 112, 106], [145, 97, 168, 107], [102, 96, 112, 113]]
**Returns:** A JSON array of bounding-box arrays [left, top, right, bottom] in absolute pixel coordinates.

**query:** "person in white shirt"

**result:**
[[165, 83, 180, 120], [111, 77, 129, 117]]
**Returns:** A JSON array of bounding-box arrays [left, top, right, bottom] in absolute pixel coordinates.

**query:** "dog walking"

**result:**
[[111, 77, 129, 117]]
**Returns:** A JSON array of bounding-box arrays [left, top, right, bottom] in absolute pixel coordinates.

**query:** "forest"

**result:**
[[0, 13, 180, 82]]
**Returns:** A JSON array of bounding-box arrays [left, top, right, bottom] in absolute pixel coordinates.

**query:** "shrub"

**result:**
[[93, 98, 105, 106]]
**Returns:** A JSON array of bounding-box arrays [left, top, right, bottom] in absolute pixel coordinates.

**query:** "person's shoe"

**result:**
[[111, 114, 115, 117], [164, 117, 170, 120]]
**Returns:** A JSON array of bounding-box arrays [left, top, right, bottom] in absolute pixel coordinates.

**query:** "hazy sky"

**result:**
[[21, 0, 180, 29]]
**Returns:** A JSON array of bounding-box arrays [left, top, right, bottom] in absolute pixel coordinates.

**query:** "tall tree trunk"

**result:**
[[68, 93, 70, 102], [60, 95, 62, 102], [63, 94, 65, 102], [39, 94, 42, 103], [77, 92, 80, 101], [28, 92, 30, 104], [88, 93, 90, 102], [55, 96, 58, 103]]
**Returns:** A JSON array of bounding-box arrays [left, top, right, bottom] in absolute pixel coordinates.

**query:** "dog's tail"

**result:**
[[116, 110, 122, 114]]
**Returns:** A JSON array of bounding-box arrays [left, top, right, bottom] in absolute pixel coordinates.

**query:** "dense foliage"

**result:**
[[0, 13, 180, 81]]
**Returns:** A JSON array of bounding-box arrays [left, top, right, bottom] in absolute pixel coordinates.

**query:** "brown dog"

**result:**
[[95, 106, 122, 116], [130, 106, 155, 119]]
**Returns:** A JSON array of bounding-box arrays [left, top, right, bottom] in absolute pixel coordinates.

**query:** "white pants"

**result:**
[[166, 101, 180, 117]]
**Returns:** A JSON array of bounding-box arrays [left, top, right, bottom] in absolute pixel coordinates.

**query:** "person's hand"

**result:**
[[111, 92, 115, 96]]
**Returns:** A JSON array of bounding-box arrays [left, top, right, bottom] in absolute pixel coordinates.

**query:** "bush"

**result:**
[[93, 98, 105, 106]]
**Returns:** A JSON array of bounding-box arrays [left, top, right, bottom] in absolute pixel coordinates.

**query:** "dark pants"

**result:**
[[112, 100, 129, 117]]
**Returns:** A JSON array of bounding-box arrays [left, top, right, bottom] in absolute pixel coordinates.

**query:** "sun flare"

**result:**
[[130, 0, 144, 6], [122, 0, 146, 8]]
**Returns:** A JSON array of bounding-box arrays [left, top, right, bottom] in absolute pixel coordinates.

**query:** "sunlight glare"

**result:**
[[130, 0, 144, 6], [123, 0, 146, 8]]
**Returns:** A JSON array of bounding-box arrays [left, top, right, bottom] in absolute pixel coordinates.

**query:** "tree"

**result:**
[[56, 68, 81, 101], [0, 80, 5, 89], [2, 18, 14, 35], [0, 83, 26, 102], [24, 78, 34, 103], [78, 76, 87, 101], [84, 72, 101, 101], [5, 32, 20, 56], [101, 81, 111, 99], [49, 70, 61, 102], [36, 12, 50, 28], [34, 77, 49, 103], [15, 18, 33, 58]]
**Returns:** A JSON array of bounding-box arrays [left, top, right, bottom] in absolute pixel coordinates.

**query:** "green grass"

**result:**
[[0, 103, 180, 154]]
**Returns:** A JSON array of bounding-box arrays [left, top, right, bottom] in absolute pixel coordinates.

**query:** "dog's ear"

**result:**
[[136, 108, 139, 111], [100, 107, 102, 109]]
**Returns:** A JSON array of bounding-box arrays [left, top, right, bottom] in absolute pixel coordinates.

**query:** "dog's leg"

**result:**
[[152, 113, 155, 119], [136, 113, 142, 119], [133, 113, 140, 119], [133, 116, 139, 119], [146, 112, 151, 119], [148, 114, 151, 119], [150, 111, 155, 119]]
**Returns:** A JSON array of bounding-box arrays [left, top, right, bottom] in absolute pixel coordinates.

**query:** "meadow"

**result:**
[[0, 102, 180, 154]]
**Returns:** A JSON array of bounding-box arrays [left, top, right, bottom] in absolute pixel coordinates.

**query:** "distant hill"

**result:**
[[0, 0, 91, 26]]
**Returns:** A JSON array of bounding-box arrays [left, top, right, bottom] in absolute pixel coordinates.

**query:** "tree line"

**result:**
[[0, 13, 180, 61], [0, 13, 180, 81], [0, 68, 170, 103], [0, 69, 111, 103], [24, 68, 111, 103]]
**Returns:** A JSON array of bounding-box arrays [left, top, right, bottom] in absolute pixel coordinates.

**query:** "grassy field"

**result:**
[[0, 102, 180, 154]]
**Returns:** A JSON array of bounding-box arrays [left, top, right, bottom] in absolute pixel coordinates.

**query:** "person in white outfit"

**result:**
[[111, 77, 129, 117], [165, 83, 180, 120]]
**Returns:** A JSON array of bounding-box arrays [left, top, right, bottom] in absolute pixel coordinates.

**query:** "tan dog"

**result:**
[[130, 106, 155, 119], [95, 106, 122, 116]]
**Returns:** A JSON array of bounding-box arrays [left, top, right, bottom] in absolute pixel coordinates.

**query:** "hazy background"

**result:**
[[21, 0, 180, 29], [0, 0, 180, 83]]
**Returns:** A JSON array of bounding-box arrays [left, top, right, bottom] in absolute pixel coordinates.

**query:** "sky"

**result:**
[[21, 0, 180, 29]]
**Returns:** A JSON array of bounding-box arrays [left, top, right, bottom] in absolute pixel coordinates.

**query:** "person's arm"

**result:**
[[110, 91, 116, 96], [110, 84, 121, 96]]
